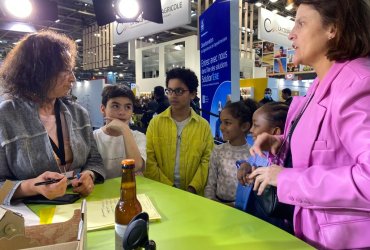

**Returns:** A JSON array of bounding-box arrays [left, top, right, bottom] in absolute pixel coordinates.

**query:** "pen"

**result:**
[[34, 175, 78, 186]]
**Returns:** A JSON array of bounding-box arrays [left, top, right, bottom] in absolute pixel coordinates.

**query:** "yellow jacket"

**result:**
[[144, 107, 214, 194]]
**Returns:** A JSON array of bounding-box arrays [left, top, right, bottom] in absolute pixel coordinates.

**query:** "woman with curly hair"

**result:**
[[0, 30, 105, 205]]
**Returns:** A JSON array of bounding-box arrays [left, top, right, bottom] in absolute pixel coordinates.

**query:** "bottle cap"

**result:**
[[121, 159, 135, 167]]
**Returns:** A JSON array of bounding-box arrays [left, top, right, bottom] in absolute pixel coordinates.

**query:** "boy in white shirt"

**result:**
[[93, 85, 146, 179]]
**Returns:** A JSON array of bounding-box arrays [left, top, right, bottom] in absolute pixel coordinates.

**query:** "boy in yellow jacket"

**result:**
[[144, 68, 214, 194]]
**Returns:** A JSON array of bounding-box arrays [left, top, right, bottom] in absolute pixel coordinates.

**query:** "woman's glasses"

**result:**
[[165, 88, 189, 96]]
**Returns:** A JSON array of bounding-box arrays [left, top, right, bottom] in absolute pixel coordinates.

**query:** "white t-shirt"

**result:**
[[173, 117, 190, 187], [93, 128, 146, 179]]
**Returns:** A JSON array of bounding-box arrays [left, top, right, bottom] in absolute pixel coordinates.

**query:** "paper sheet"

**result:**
[[2, 202, 40, 226], [52, 194, 161, 231]]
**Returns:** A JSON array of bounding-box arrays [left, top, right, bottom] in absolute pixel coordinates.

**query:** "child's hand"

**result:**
[[187, 186, 196, 194], [237, 162, 254, 186], [104, 117, 129, 136]]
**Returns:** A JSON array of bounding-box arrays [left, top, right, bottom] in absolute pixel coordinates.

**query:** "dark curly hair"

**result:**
[[153, 85, 165, 98], [223, 98, 258, 128], [258, 102, 289, 132], [293, 0, 370, 60], [0, 30, 77, 103], [282, 88, 292, 96], [165, 68, 198, 93], [101, 84, 135, 107]]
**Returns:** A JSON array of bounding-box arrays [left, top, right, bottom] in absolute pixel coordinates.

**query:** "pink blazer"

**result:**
[[277, 57, 370, 250]]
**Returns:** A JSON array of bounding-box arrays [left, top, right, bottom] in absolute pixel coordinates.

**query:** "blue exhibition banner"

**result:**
[[199, 0, 231, 138]]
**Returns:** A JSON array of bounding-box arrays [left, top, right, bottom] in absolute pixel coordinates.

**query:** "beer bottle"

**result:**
[[115, 159, 142, 250]]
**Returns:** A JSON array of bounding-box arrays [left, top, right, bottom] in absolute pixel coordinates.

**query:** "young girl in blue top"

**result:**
[[204, 99, 257, 205], [237, 102, 292, 232]]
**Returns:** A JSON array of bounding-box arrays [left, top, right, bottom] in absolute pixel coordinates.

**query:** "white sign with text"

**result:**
[[258, 8, 295, 48]]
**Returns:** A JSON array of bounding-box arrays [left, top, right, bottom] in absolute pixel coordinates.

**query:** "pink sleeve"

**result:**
[[277, 74, 370, 210]]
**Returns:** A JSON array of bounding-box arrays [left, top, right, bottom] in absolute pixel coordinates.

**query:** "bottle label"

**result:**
[[115, 223, 127, 250]]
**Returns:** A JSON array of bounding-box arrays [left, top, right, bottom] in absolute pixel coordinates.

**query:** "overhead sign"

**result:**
[[200, 0, 239, 138], [113, 0, 191, 44], [258, 8, 295, 47]]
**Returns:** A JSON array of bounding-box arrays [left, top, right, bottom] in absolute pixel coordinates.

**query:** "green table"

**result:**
[[31, 177, 313, 250]]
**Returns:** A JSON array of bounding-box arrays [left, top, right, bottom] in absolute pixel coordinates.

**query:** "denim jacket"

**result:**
[[0, 98, 105, 204]]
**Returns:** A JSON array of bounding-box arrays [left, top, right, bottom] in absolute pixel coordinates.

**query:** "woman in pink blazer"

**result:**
[[246, 0, 370, 249]]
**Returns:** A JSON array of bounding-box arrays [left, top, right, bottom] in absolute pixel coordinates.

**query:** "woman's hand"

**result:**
[[237, 162, 254, 186], [250, 132, 282, 157], [248, 165, 284, 195], [71, 171, 94, 196], [33, 171, 68, 200]]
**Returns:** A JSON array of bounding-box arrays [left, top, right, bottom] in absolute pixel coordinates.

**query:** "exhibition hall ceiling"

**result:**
[[0, 0, 295, 81]]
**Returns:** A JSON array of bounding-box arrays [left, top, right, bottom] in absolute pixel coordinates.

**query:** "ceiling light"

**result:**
[[255, 2, 262, 7], [241, 27, 252, 33], [55, 19, 60, 23], [270, 0, 278, 2], [116, 0, 141, 20], [285, 3, 293, 11], [2, 22, 36, 33], [92, 0, 163, 26], [5, 0, 33, 18], [75, 39, 82, 43], [174, 45, 182, 51], [2, 0, 57, 21]]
